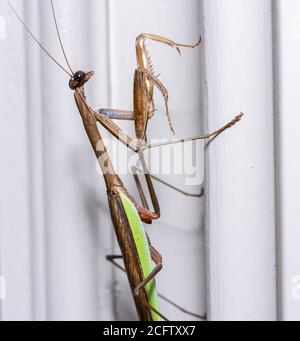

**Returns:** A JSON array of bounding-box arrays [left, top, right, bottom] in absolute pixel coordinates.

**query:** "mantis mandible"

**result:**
[[8, 0, 243, 321]]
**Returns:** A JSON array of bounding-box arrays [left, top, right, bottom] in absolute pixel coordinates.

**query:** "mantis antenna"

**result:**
[[50, 0, 74, 76], [7, 0, 74, 78]]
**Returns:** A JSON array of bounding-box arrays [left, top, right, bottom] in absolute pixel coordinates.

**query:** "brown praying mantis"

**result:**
[[8, 0, 243, 321]]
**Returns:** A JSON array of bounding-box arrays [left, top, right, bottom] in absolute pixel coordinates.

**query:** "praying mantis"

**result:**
[[8, 0, 243, 321]]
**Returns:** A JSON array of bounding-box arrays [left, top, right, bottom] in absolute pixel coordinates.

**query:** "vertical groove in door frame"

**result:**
[[271, 0, 282, 322], [27, 0, 47, 321], [105, 0, 118, 320]]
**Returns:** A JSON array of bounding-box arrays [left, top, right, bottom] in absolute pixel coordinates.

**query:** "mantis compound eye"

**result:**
[[69, 71, 86, 90], [74, 71, 85, 82]]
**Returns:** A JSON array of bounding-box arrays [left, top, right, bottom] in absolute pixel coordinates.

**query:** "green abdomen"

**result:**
[[119, 192, 160, 321]]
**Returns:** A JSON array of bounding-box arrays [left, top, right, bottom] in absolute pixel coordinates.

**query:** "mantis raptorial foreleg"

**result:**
[[97, 66, 172, 137], [136, 33, 202, 59], [95, 113, 141, 152], [98, 34, 202, 138], [137, 67, 173, 133], [99, 109, 135, 121], [136, 34, 202, 127]]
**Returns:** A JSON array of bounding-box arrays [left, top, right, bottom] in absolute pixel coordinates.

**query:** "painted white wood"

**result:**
[[0, 0, 33, 321], [274, 0, 300, 321], [202, 0, 277, 321], [0, 0, 206, 321], [0, 0, 115, 321]]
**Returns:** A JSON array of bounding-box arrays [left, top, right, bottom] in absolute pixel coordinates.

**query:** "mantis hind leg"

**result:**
[[106, 252, 206, 321], [106, 254, 167, 321]]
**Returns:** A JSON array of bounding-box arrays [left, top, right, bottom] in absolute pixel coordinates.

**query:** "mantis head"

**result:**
[[69, 71, 95, 90]]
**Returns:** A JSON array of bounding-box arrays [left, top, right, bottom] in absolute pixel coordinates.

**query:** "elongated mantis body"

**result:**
[[8, 0, 243, 321]]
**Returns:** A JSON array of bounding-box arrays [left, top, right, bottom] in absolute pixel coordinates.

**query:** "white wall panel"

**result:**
[[274, 0, 300, 321], [0, 0, 32, 321], [0, 0, 114, 321], [202, 0, 277, 321]]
